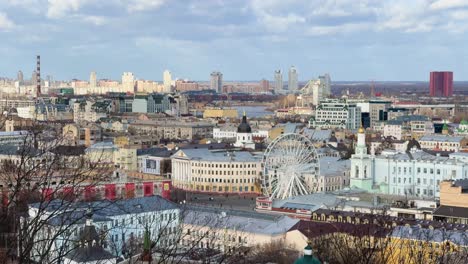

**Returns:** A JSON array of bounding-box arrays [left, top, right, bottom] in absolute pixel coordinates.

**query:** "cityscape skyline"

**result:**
[[0, 0, 467, 81], [0, 1, 467, 263]]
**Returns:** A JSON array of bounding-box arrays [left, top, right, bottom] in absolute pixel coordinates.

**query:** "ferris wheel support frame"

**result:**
[[262, 133, 320, 200]]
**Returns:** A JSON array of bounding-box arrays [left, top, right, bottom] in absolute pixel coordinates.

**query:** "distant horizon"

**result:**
[[2, 76, 468, 83], [0, 1, 467, 81]]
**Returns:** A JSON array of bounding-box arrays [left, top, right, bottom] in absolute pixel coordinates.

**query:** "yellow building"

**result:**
[[268, 126, 285, 141], [434, 179, 468, 225], [286, 214, 468, 264], [384, 231, 465, 264], [114, 147, 138, 171], [114, 136, 130, 148], [203, 108, 238, 119], [171, 148, 262, 194]]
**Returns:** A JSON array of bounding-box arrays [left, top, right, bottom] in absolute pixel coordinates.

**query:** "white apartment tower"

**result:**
[[274, 70, 283, 93], [89, 71, 97, 88], [210, 71, 223, 93], [163, 70, 172, 93], [288, 66, 298, 91], [17, 70, 24, 83], [121, 72, 135, 93], [311, 74, 332, 105]]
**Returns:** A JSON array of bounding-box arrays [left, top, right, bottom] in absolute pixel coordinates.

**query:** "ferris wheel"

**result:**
[[262, 133, 320, 200]]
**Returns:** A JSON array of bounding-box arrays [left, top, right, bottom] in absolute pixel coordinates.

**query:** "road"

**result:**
[[184, 193, 257, 212]]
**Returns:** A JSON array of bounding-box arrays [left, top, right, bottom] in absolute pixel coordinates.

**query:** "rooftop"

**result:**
[[378, 149, 464, 163], [319, 157, 350, 177], [86, 141, 118, 151], [0, 130, 30, 137], [184, 205, 299, 235], [65, 246, 116, 262], [31, 196, 178, 226], [172, 148, 261, 162], [271, 189, 387, 212], [391, 225, 468, 246], [434, 205, 468, 219], [419, 135, 465, 142], [302, 128, 332, 142]]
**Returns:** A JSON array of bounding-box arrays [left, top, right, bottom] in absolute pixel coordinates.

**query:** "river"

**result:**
[[232, 105, 273, 118]]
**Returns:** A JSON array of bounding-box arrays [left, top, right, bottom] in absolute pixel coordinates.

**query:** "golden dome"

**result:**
[[358, 126, 365, 133]]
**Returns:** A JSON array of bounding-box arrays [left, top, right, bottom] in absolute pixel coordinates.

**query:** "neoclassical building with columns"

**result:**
[[171, 148, 262, 194], [351, 128, 468, 198]]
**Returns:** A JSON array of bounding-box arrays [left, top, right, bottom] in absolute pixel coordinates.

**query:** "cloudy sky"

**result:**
[[0, 0, 467, 81]]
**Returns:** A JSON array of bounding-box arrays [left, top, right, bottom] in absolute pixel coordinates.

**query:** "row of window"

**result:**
[[193, 170, 258, 176], [422, 141, 460, 147], [194, 185, 255, 192], [192, 162, 259, 169], [112, 212, 178, 227], [192, 177, 256, 184], [392, 187, 434, 196], [392, 166, 457, 177], [392, 177, 440, 186], [186, 229, 247, 244]]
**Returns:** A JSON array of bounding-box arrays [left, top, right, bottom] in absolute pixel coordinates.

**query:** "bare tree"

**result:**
[[299, 215, 468, 264], [0, 122, 113, 263], [237, 240, 300, 264], [111, 204, 249, 264]]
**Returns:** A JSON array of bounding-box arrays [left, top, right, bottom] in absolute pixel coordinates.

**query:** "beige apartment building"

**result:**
[[129, 120, 213, 140], [171, 148, 262, 194]]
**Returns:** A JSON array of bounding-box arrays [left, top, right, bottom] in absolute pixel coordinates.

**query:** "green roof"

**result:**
[[294, 245, 321, 264]]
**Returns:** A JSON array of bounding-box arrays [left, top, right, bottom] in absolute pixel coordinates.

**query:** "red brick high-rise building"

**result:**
[[430, 71, 453, 97], [260, 79, 270, 92]]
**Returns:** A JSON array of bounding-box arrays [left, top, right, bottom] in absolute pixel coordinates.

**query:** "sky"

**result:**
[[0, 0, 467, 82]]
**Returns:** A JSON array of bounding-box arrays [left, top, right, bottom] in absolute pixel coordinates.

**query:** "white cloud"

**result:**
[[259, 12, 306, 32], [306, 23, 371, 36], [375, 0, 437, 32], [82, 15, 108, 26], [0, 12, 15, 31], [127, 0, 166, 13], [310, 0, 376, 17], [430, 0, 468, 10], [47, 0, 90, 19], [2, 0, 42, 13], [250, 0, 308, 32], [450, 10, 468, 20]]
